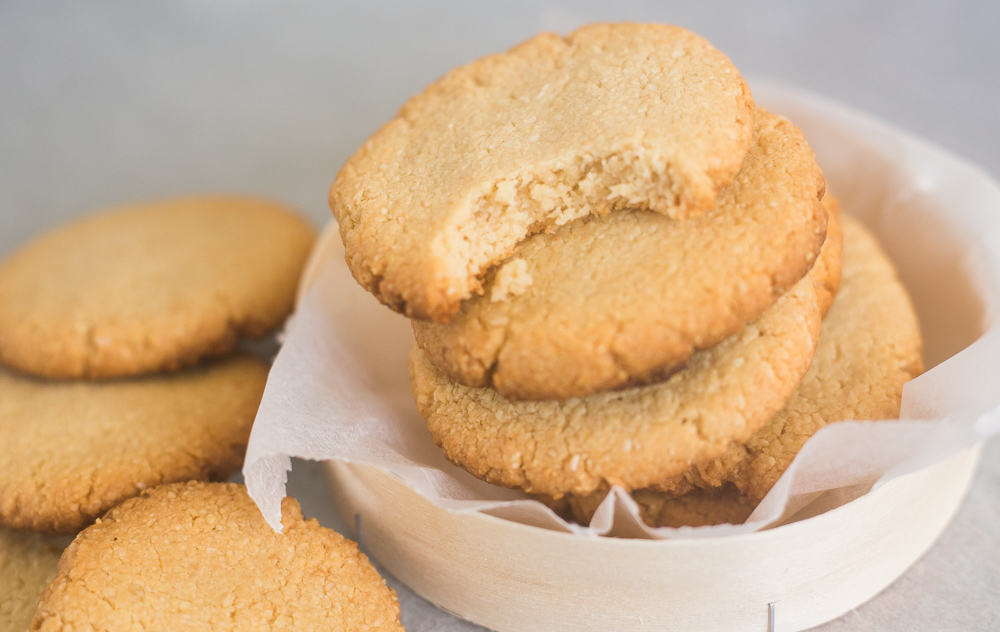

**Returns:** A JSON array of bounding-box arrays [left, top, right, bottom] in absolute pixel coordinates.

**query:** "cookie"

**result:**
[[0, 527, 70, 632], [0, 196, 315, 379], [30, 482, 403, 631], [0, 355, 268, 533], [331, 23, 755, 322], [412, 110, 827, 400], [409, 271, 822, 499], [812, 193, 843, 316], [655, 215, 923, 501]]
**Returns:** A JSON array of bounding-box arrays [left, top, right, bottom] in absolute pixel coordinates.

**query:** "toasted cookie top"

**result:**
[[409, 271, 822, 499], [413, 110, 826, 400], [660, 215, 923, 501], [0, 527, 69, 632], [31, 482, 403, 631], [331, 23, 754, 322], [0, 196, 315, 379], [0, 355, 268, 533]]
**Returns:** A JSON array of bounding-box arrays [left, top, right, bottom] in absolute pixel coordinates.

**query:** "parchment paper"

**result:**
[[244, 81, 1000, 538]]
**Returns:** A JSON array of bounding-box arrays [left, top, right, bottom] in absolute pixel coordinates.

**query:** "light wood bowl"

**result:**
[[325, 444, 979, 632]]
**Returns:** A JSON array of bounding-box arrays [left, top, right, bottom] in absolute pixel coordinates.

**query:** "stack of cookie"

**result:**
[[3, 197, 405, 631], [0, 196, 328, 629], [0, 196, 316, 536], [330, 24, 924, 528]]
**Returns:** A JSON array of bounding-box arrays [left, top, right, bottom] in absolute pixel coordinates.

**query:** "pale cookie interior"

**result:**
[[435, 147, 694, 305], [332, 23, 755, 321]]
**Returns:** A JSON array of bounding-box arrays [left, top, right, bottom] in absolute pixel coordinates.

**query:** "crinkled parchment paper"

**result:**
[[244, 81, 1000, 538]]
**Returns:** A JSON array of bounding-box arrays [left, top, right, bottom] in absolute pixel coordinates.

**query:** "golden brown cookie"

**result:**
[[0, 196, 315, 379], [0, 355, 268, 533], [413, 110, 827, 400], [655, 215, 923, 501], [331, 23, 755, 322], [31, 482, 403, 631], [813, 193, 843, 316], [0, 527, 70, 632], [409, 272, 822, 499]]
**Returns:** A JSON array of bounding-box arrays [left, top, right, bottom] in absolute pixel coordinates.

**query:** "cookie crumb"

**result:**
[[491, 259, 533, 302]]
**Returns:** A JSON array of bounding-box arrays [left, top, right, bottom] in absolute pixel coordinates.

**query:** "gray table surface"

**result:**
[[2, 2, 998, 630]]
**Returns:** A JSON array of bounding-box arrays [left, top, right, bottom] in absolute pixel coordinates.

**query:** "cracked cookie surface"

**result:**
[[559, 216, 921, 526], [30, 482, 403, 632], [409, 267, 823, 498], [0, 355, 268, 533], [0, 196, 315, 379], [653, 215, 923, 501], [413, 110, 826, 400], [331, 23, 754, 322]]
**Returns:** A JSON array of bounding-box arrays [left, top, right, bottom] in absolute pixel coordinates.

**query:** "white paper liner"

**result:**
[[244, 81, 1000, 538]]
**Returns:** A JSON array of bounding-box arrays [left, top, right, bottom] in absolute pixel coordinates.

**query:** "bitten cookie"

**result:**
[[31, 482, 403, 631], [331, 23, 755, 322], [413, 110, 827, 400], [0, 527, 70, 632], [409, 271, 822, 499], [0, 196, 315, 379], [0, 355, 268, 533], [656, 215, 923, 501]]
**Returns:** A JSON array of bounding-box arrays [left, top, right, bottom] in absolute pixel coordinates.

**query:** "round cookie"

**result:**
[[0, 527, 70, 632], [331, 23, 755, 322], [0, 354, 269, 533], [656, 215, 923, 501], [412, 110, 827, 400], [409, 273, 822, 499], [0, 196, 315, 379], [30, 482, 403, 631]]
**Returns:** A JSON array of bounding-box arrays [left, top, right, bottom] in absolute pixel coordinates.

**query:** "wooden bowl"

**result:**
[[325, 444, 979, 632]]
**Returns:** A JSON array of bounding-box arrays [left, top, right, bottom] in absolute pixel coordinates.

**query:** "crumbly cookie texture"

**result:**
[[0, 195, 315, 379], [30, 482, 403, 632], [0, 527, 70, 632], [0, 355, 268, 533], [653, 215, 923, 501], [409, 272, 821, 499], [331, 23, 755, 322], [413, 110, 827, 400]]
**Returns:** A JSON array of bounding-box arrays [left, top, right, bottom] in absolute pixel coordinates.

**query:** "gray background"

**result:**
[[2, 1, 997, 630]]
